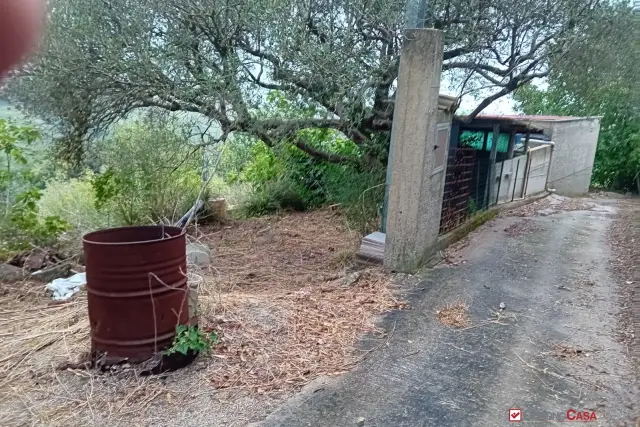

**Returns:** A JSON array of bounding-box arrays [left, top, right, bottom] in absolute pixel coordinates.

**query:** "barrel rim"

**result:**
[[83, 225, 186, 246]]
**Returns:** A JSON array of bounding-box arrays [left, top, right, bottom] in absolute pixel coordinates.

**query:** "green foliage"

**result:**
[[166, 325, 218, 356], [514, 4, 639, 192], [92, 168, 121, 211], [1, 187, 71, 251], [38, 171, 114, 240], [92, 117, 204, 225], [0, 119, 70, 252], [322, 166, 385, 234], [238, 179, 307, 217], [221, 92, 385, 230], [0, 119, 39, 163], [0, 119, 41, 208], [236, 142, 285, 187], [468, 199, 478, 215]]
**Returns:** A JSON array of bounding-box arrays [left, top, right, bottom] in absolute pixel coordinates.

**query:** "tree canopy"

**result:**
[[515, 3, 639, 191], [3, 0, 608, 164]]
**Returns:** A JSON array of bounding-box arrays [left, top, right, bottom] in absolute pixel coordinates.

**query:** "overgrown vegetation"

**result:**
[[0, 120, 70, 257], [214, 93, 386, 231], [0, 0, 635, 259], [223, 122, 385, 232], [91, 117, 204, 225]]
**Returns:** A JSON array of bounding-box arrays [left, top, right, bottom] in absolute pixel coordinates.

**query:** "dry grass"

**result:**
[[192, 209, 406, 392], [436, 300, 470, 329], [0, 284, 176, 427], [200, 269, 404, 392], [0, 208, 404, 426], [195, 209, 363, 292]]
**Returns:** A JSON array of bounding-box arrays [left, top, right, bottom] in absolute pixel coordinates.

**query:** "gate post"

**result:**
[[383, 29, 445, 273], [485, 123, 500, 208]]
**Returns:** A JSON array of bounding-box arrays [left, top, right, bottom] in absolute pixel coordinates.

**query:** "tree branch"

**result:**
[[464, 71, 549, 122], [292, 138, 356, 164]]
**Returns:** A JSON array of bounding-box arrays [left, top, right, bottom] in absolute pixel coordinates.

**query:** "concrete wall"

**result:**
[[532, 119, 601, 195], [384, 29, 448, 273]]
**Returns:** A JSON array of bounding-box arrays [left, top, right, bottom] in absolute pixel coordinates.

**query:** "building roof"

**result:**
[[453, 114, 602, 133], [438, 94, 459, 113], [475, 114, 602, 123]]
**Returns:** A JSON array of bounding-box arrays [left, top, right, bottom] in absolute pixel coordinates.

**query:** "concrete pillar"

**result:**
[[485, 124, 500, 208], [507, 130, 516, 159], [384, 29, 444, 273]]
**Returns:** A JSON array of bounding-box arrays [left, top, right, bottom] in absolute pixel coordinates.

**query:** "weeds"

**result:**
[[165, 325, 218, 356]]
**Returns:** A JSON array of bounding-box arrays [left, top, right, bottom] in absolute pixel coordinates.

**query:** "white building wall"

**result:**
[[524, 146, 552, 196]]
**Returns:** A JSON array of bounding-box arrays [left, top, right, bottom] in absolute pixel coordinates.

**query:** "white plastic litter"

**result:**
[[46, 272, 87, 300]]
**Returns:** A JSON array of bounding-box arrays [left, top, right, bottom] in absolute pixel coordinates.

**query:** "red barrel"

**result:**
[[83, 226, 188, 363]]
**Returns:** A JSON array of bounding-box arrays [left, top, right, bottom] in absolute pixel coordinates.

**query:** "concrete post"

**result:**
[[384, 29, 444, 273], [485, 124, 500, 208], [507, 130, 516, 159]]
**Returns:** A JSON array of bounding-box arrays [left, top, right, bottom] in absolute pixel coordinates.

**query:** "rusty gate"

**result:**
[[439, 147, 476, 234]]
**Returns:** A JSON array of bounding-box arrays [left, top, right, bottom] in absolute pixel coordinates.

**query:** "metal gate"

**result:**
[[439, 147, 476, 234]]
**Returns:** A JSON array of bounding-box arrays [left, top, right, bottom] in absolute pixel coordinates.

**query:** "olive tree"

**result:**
[[4, 0, 603, 163]]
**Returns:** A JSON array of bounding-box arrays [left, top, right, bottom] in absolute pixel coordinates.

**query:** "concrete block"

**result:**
[[186, 243, 211, 267]]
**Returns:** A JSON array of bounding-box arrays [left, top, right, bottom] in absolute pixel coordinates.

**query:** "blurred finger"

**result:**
[[0, 0, 43, 75]]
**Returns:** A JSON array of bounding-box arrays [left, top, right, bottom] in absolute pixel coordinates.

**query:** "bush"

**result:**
[[38, 171, 116, 239], [93, 117, 204, 225], [323, 166, 386, 234], [224, 126, 386, 232], [0, 187, 71, 252], [0, 119, 71, 254], [238, 179, 306, 218]]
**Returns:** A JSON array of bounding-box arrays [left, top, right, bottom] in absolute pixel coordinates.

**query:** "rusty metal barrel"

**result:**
[[83, 226, 188, 363]]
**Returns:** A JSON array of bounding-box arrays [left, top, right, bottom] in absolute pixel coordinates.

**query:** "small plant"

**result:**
[[239, 179, 307, 217], [468, 198, 478, 214], [165, 325, 218, 356]]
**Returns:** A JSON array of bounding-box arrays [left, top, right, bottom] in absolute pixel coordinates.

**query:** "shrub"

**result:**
[[0, 119, 70, 253], [1, 187, 70, 251], [166, 325, 218, 356], [93, 117, 204, 225], [323, 165, 386, 234], [38, 171, 116, 240], [238, 179, 306, 218], [225, 124, 386, 231]]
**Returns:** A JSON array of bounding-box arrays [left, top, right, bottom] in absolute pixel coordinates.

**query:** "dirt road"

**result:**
[[259, 196, 639, 427]]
